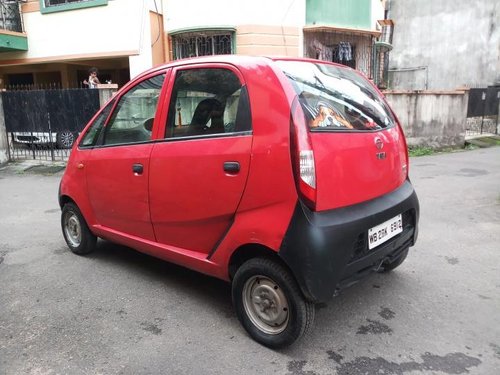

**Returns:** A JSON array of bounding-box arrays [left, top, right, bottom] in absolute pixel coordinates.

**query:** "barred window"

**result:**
[[0, 1, 23, 32], [41, 0, 107, 13], [45, 0, 93, 5], [172, 31, 234, 60]]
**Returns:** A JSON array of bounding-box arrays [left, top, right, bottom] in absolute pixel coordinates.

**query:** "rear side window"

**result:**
[[275, 60, 395, 131], [165, 68, 251, 138]]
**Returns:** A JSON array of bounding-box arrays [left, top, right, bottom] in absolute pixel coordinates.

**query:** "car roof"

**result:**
[[134, 55, 349, 80]]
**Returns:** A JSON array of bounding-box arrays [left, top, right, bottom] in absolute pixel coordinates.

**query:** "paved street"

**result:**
[[1, 147, 499, 375]]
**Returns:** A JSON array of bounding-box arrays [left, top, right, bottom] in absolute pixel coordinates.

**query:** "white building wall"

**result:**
[[164, 0, 304, 31], [30, 0, 140, 58], [129, 2, 154, 79], [371, 0, 386, 30]]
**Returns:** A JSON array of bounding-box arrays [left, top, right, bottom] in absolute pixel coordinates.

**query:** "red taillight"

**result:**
[[397, 124, 409, 180], [290, 97, 317, 210]]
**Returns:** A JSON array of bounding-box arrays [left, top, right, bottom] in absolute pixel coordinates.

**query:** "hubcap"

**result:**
[[64, 211, 81, 248], [59, 132, 74, 148], [242, 275, 289, 334]]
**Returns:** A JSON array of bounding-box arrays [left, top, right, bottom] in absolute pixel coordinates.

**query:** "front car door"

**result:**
[[85, 72, 167, 241], [149, 64, 253, 255]]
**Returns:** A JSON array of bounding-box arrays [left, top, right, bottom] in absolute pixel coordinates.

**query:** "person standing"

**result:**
[[83, 67, 100, 89]]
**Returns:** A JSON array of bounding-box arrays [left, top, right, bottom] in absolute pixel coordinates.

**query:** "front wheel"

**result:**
[[232, 258, 315, 348], [61, 203, 97, 255]]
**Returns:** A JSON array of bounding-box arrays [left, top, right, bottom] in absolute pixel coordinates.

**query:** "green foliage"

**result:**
[[464, 143, 479, 151], [408, 146, 434, 157], [480, 137, 500, 146]]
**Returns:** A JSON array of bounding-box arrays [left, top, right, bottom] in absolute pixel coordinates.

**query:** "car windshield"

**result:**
[[275, 60, 396, 131]]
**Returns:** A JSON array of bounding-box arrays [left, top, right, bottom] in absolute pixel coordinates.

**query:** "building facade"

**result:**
[[165, 0, 387, 80], [0, 0, 388, 89], [0, 0, 165, 89]]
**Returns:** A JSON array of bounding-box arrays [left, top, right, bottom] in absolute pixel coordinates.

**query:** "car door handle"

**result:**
[[132, 163, 143, 175], [223, 161, 240, 174]]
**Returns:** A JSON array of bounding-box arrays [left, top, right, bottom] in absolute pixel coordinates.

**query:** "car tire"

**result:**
[[61, 203, 97, 255], [377, 248, 409, 273], [56, 131, 76, 149], [232, 257, 315, 349]]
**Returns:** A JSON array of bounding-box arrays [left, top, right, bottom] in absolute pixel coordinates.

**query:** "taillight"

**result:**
[[290, 97, 317, 210], [397, 124, 409, 180]]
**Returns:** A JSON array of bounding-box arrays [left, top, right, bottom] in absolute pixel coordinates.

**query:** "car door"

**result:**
[[85, 72, 167, 240], [149, 65, 253, 255]]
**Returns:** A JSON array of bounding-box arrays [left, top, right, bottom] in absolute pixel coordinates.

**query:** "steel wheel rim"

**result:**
[[242, 275, 289, 335], [60, 132, 74, 148], [64, 211, 82, 248]]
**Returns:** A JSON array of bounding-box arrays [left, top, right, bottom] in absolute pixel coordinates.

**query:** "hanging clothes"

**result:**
[[338, 42, 353, 62], [323, 46, 333, 62], [313, 40, 333, 62]]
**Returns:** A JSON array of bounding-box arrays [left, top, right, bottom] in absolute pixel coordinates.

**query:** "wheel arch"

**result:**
[[59, 193, 76, 209], [228, 243, 295, 283]]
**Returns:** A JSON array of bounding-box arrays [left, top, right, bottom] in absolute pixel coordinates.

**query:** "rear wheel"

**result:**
[[61, 203, 97, 255], [378, 248, 409, 272], [232, 257, 314, 348]]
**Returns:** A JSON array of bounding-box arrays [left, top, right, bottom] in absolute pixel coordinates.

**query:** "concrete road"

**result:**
[[1, 148, 499, 375]]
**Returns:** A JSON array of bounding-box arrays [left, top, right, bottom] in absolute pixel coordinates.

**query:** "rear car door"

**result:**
[[149, 65, 253, 254], [85, 73, 167, 240]]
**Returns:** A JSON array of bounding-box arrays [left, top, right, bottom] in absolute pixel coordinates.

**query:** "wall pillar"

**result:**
[[0, 94, 9, 165], [97, 84, 118, 107]]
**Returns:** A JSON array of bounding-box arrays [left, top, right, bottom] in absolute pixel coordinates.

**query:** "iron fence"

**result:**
[[6, 132, 74, 162], [466, 86, 500, 136], [172, 31, 233, 60], [2, 87, 100, 162]]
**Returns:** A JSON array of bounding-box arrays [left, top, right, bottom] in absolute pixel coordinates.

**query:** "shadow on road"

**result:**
[[84, 239, 233, 315]]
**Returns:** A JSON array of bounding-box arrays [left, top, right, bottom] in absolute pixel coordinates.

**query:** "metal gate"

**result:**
[[1, 88, 100, 161], [466, 86, 500, 135]]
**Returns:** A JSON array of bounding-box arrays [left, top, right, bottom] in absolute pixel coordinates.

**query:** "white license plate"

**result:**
[[368, 214, 403, 250]]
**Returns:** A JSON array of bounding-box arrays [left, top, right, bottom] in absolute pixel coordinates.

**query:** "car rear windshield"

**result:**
[[275, 60, 396, 131]]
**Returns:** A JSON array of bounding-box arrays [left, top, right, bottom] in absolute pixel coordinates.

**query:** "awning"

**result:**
[[303, 25, 381, 37]]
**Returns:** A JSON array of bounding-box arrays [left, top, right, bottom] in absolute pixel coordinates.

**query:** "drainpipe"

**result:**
[[373, 42, 393, 87]]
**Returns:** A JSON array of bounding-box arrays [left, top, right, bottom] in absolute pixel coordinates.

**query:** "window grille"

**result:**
[[172, 31, 233, 60], [44, 0, 91, 6], [0, 0, 23, 33], [304, 31, 373, 79]]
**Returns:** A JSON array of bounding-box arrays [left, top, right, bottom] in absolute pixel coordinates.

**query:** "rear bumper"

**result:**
[[279, 180, 419, 303]]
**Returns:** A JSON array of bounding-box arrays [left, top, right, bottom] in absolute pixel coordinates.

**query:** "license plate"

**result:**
[[368, 214, 403, 250]]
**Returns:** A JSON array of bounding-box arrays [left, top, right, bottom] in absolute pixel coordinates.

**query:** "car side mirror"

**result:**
[[143, 118, 154, 132]]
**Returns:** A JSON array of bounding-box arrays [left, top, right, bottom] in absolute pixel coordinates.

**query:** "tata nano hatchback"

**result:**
[[60, 56, 419, 348]]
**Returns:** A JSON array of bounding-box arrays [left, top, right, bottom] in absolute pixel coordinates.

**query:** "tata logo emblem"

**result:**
[[374, 137, 386, 159]]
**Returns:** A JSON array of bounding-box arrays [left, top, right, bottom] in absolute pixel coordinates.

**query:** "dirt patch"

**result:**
[[24, 165, 65, 174]]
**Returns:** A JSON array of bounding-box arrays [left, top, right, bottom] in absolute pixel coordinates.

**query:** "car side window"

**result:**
[[102, 74, 165, 146], [80, 98, 115, 148], [166, 68, 251, 138]]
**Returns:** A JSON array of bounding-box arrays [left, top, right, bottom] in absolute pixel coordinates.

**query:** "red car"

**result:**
[[59, 56, 419, 348]]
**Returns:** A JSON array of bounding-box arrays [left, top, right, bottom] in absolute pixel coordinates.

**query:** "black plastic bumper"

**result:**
[[279, 180, 419, 303]]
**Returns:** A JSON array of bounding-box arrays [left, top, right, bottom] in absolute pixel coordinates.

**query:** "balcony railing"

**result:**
[[0, 0, 24, 33]]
